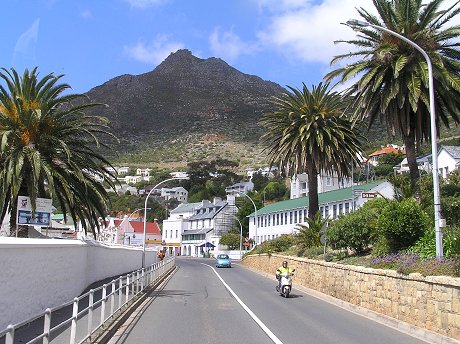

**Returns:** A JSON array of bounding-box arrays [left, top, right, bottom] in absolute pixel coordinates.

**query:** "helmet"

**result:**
[[282, 260, 288, 268]]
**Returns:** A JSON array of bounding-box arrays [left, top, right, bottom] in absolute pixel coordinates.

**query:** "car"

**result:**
[[215, 254, 231, 268]]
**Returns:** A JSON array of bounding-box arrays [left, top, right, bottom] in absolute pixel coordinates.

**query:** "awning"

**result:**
[[196, 242, 215, 248]]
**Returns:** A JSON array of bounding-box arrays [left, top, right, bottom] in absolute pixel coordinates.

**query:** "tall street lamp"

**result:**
[[142, 177, 188, 268], [238, 191, 258, 247], [346, 19, 443, 257]]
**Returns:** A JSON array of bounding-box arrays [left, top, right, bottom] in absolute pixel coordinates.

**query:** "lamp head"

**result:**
[[345, 19, 370, 29]]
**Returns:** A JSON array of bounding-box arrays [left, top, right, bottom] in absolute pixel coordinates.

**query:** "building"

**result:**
[[161, 186, 188, 203], [367, 145, 405, 166], [393, 154, 432, 175], [102, 217, 161, 247], [225, 181, 254, 196], [248, 180, 394, 245], [290, 173, 353, 199], [438, 145, 460, 179], [162, 197, 238, 257], [136, 168, 151, 177]]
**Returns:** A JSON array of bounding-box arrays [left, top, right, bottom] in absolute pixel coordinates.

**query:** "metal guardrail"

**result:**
[[0, 257, 175, 344]]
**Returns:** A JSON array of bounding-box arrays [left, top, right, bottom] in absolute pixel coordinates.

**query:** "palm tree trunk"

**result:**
[[307, 163, 319, 218], [403, 131, 419, 193]]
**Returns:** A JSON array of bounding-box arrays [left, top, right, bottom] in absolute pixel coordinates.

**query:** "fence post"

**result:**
[[126, 274, 130, 304], [43, 308, 51, 344], [101, 285, 107, 325], [69, 298, 79, 344], [136, 271, 140, 294], [110, 281, 115, 317], [87, 290, 94, 339], [118, 277, 123, 309], [5, 325, 14, 344]]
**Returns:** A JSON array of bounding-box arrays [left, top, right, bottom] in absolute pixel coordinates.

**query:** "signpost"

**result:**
[[362, 192, 377, 199]]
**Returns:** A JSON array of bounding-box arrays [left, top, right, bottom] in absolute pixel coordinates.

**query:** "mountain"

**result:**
[[86, 49, 286, 168]]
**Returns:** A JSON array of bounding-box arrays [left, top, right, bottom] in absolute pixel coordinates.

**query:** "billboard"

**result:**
[[16, 196, 52, 226]]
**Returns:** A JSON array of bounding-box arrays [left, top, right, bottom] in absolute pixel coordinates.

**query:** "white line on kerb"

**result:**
[[201, 263, 284, 344]]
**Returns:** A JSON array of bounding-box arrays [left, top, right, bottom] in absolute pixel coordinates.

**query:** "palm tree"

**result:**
[[325, 0, 460, 190], [260, 82, 365, 218], [0, 67, 117, 237]]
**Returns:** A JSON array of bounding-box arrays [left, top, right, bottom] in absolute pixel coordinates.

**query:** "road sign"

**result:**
[[362, 192, 377, 199]]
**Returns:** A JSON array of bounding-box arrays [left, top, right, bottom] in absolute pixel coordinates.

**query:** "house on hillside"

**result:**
[[225, 181, 254, 196], [161, 187, 188, 203], [290, 172, 353, 199], [438, 146, 460, 179], [367, 145, 405, 166], [247, 180, 394, 245], [393, 154, 432, 175]]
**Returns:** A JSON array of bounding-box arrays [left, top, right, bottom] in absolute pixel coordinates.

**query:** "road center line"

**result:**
[[201, 263, 284, 344]]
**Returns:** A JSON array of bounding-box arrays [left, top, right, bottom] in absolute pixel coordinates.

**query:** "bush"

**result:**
[[296, 212, 327, 249], [251, 235, 295, 255], [410, 225, 460, 258], [374, 198, 431, 254], [296, 246, 324, 258]]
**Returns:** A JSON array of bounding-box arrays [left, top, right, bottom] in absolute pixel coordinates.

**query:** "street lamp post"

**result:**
[[142, 177, 188, 268], [346, 19, 443, 257], [238, 191, 257, 247]]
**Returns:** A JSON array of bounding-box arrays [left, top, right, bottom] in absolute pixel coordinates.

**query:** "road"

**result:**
[[110, 257, 430, 344]]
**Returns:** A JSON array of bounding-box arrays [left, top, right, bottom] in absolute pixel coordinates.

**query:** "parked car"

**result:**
[[215, 254, 231, 268]]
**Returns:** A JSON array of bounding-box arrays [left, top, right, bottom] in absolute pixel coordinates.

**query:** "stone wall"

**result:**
[[242, 254, 460, 340]]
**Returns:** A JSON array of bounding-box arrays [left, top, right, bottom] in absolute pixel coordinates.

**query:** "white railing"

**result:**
[[0, 257, 175, 344]]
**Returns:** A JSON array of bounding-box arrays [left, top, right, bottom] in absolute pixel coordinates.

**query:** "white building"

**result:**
[[438, 146, 460, 179], [248, 180, 394, 245], [290, 172, 353, 199], [161, 186, 188, 203], [136, 168, 151, 177], [170, 171, 189, 179], [225, 181, 254, 196]]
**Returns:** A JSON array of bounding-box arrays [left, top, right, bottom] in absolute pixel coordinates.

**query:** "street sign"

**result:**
[[362, 192, 377, 199]]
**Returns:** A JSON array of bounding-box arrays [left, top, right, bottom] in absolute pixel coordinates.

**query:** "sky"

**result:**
[[2, 0, 459, 94]]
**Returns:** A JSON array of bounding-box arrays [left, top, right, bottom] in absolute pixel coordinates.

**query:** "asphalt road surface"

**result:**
[[111, 257, 430, 344]]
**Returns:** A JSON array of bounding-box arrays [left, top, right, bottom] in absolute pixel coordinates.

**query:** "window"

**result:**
[[339, 203, 343, 215], [285, 213, 288, 224], [345, 202, 350, 214], [175, 230, 178, 238], [326, 177, 332, 186], [333, 204, 337, 218], [294, 211, 298, 223], [276, 213, 280, 225], [281, 213, 284, 225], [290, 212, 293, 224]]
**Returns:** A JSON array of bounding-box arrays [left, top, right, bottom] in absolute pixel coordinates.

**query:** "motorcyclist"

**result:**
[[276, 260, 294, 291]]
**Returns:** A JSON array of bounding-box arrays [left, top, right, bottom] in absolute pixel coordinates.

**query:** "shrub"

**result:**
[[327, 198, 387, 254], [252, 235, 295, 255], [375, 198, 431, 254], [410, 225, 460, 258], [296, 212, 327, 249], [297, 246, 324, 258]]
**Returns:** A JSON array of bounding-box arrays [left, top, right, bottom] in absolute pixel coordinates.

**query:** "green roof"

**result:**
[[250, 180, 386, 216]]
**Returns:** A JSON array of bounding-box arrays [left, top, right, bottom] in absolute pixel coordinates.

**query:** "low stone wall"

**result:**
[[242, 254, 460, 340], [0, 238, 159, 330]]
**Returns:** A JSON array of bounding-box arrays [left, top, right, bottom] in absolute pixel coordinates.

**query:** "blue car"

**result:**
[[215, 254, 231, 268]]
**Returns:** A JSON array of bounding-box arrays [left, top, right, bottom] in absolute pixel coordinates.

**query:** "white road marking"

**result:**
[[201, 263, 284, 344]]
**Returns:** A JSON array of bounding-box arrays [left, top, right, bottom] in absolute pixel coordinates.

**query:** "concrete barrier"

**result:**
[[0, 237, 158, 330]]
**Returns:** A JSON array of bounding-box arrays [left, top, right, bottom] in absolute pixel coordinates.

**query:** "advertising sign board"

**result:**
[[17, 196, 52, 226]]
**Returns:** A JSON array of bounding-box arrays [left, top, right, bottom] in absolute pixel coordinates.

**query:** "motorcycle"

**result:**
[[276, 269, 295, 298]]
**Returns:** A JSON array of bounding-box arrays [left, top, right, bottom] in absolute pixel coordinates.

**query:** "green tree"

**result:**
[[251, 172, 270, 192], [296, 212, 328, 249], [0, 68, 117, 237], [261, 82, 365, 218], [326, 0, 460, 190], [219, 232, 241, 250], [262, 180, 288, 202], [375, 198, 431, 254]]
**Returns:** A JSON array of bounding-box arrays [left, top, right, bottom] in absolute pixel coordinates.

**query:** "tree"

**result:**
[[296, 212, 328, 249], [261, 82, 365, 218], [0, 68, 117, 237], [326, 0, 460, 190], [219, 232, 241, 250]]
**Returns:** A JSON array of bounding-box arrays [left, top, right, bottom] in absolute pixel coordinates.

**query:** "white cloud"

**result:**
[[256, 0, 372, 65], [14, 19, 40, 55], [80, 9, 92, 19], [124, 35, 184, 65], [123, 0, 168, 9], [209, 28, 260, 63]]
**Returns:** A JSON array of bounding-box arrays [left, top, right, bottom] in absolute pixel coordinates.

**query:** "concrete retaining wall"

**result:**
[[0, 237, 158, 330], [242, 254, 460, 340]]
